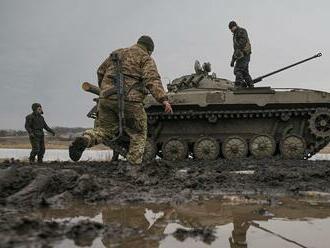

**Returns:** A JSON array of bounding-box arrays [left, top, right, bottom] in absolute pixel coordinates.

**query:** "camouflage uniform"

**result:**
[[232, 27, 252, 87], [25, 112, 54, 162], [84, 44, 168, 164]]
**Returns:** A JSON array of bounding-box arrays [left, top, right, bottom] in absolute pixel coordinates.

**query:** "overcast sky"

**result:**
[[0, 0, 329, 129]]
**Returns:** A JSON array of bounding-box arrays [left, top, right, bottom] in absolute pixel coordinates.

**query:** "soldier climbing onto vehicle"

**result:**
[[25, 103, 55, 163], [69, 35, 173, 165], [229, 21, 253, 88]]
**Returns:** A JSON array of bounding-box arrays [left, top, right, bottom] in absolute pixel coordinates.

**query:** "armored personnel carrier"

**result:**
[[83, 53, 330, 161]]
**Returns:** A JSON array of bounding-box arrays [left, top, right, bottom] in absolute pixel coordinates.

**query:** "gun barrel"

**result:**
[[252, 52, 322, 84], [82, 82, 100, 95]]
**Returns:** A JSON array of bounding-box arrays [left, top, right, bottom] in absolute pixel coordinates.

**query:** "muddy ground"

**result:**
[[1, 159, 330, 207], [0, 159, 330, 247]]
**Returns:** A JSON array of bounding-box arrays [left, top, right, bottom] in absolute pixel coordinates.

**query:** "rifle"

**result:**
[[81, 59, 128, 157], [251, 222, 308, 248], [109, 52, 126, 139]]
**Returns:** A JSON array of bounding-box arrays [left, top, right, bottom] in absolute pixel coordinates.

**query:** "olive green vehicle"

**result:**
[[83, 53, 330, 161]]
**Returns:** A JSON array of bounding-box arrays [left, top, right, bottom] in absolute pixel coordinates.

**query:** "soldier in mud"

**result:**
[[229, 21, 253, 88], [25, 103, 55, 163], [69, 35, 173, 165]]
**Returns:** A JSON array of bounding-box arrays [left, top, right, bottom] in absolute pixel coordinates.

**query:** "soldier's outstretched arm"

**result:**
[[142, 56, 167, 103], [142, 56, 173, 113], [97, 56, 111, 87], [42, 118, 55, 136]]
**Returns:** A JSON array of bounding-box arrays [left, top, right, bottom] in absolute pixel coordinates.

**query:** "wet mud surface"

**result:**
[[1, 159, 330, 207], [1, 159, 330, 247]]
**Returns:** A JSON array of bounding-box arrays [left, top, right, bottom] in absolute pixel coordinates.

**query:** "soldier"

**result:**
[[25, 103, 55, 163], [229, 21, 253, 88], [69, 35, 173, 165]]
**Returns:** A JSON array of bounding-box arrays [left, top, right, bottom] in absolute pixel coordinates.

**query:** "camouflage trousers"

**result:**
[[84, 99, 147, 164], [29, 135, 45, 162], [234, 54, 253, 87]]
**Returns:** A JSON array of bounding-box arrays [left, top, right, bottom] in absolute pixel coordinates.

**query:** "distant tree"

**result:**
[[0, 130, 7, 137]]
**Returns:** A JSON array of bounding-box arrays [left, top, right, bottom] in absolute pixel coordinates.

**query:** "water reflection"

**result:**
[[36, 197, 330, 248]]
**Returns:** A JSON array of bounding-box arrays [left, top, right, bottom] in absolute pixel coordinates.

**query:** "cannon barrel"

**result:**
[[82, 82, 100, 95], [252, 52, 322, 84]]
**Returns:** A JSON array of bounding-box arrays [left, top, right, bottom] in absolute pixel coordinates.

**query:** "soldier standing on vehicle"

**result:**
[[25, 103, 55, 163], [69, 35, 173, 165], [229, 21, 253, 88]]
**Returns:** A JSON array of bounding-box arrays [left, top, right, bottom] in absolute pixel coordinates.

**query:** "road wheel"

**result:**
[[222, 136, 248, 160], [162, 138, 188, 161], [280, 135, 306, 159], [193, 137, 220, 160], [249, 134, 276, 159]]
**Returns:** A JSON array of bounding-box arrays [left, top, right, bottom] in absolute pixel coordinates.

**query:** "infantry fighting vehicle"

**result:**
[[83, 53, 330, 161]]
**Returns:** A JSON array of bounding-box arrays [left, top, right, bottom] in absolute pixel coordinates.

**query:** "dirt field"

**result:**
[[1, 159, 330, 247], [1, 159, 330, 206]]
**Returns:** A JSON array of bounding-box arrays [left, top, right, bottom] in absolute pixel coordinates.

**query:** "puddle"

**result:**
[[0, 148, 329, 161], [0, 148, 113, 161], [31, 197, 330, 248]]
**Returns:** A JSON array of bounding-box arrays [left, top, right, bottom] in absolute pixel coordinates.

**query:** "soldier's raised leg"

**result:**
[[95, 105, 121, 162], [69, 99, 119, 161]]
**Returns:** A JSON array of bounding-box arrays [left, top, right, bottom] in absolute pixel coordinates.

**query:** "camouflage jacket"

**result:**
[[97, 44, 168, 104], [232, 27, 251, 60], [25, 112, 53, 137]]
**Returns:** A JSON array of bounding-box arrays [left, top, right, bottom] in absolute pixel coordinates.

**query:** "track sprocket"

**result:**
[[308, 108, 330, 138]]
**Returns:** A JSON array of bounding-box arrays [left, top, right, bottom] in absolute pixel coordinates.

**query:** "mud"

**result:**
[[173, 227, 216, 244], [0, 207, 144, 248], [0, 159, 330, 208], [0, 159, 330, 247]]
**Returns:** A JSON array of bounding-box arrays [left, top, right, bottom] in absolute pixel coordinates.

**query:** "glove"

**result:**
[[230, 59, 235, 67], [51, 131, 56, 136], [29, 133, 35, 138]]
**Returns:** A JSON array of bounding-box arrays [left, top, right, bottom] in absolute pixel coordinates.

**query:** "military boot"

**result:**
[[111, 151, 120, 165], [235, 81, 247, 88], [244, 77, 254, 88], [69, 136, 90, 162], [29, 157, 35, 164], [246, 82, 254, 88]]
